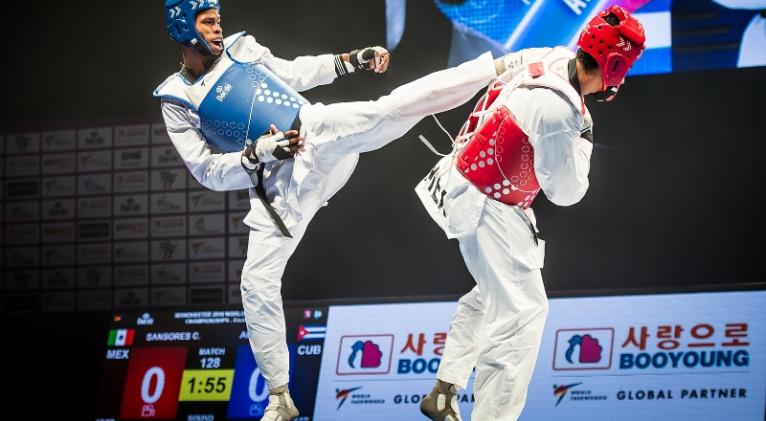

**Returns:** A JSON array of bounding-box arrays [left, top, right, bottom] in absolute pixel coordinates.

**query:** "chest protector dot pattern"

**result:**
[[197, 61, 308, 152], [456, 82, 541, 209]]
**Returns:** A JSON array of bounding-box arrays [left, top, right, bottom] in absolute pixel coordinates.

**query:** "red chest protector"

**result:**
[[456, 79, 540, 209]]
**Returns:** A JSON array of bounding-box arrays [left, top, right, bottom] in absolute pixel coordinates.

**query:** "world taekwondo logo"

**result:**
[[553, 382, 582, 406], [334, 386, 386, 410], [216, 83, 233, 102], [552, 381, 608, 406], [553, 328, 614, 370], [335, 386, 362, 409]]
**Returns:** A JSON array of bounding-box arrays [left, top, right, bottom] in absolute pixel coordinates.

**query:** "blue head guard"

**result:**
[[164, 0, 221, 53]]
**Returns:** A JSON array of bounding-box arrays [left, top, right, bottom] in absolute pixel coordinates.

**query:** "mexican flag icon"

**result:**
[[107, 329, 135, 347]]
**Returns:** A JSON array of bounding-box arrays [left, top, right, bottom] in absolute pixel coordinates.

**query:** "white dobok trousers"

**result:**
[[438, 200, 549, 421]]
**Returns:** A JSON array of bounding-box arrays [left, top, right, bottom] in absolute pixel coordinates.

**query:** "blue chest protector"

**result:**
[[198, 62, 308, 152]]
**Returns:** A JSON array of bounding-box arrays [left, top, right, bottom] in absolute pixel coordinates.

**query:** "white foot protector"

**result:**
[[420, 381, 463, 421], [261, 387, 299, 421]]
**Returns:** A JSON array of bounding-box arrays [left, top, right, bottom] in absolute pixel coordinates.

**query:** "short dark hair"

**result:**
[[577, 12, 620, 73], [603, 13, 620, 26], [576, 48, 600, 73]]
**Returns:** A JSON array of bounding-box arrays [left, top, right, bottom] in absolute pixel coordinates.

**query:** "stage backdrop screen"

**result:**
[[388, 0, 766, 74]]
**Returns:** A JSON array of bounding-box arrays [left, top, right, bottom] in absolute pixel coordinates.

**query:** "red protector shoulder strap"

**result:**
[[455, 80, 505, 143], [528, 62, 545, 78]]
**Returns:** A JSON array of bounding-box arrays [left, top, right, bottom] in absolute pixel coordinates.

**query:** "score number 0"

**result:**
[[141, 367, 166, 404]]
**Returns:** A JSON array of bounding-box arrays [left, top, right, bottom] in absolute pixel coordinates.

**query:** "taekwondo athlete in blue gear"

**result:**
[[155, 1, 502, 419]]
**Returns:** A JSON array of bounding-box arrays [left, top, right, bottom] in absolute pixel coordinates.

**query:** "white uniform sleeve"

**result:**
[[161, 101, 255, 192], [500, 48, 553, 73], [528, 93, 593, 206], [259, 47, 337, 92], [229, 35, 337, 91]]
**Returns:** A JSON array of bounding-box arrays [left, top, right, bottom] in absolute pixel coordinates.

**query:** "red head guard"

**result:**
[[577, 5, 646, 90]]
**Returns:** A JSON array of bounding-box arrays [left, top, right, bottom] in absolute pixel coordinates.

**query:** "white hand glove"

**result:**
[[241, 131, 292, 173], [253, 131, 292, 163]]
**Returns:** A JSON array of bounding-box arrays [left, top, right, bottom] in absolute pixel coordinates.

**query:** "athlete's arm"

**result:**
[[527, 93, 593, 206], [261, 43, 389, 90], [161, 101, 255, 192]]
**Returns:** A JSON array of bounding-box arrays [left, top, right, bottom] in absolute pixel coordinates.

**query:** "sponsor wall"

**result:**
[[2, 125, 250, 312], [314, 302, 473, 419], [314, 291, 766, 420]]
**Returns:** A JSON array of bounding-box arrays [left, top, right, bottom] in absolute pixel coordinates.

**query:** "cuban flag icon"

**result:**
[[297, 325, 327, 342]]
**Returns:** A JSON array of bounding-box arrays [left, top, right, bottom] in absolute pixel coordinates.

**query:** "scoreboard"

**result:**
[[95, 306, 328, 421]]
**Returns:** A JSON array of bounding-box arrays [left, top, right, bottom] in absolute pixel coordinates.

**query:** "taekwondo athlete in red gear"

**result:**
[[154, 1, 511, 419], [417, 6, 646, 421]]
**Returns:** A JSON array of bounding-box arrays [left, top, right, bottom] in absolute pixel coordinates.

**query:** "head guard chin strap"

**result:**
[[577, 5, 646, 101], [591, 86, 620, 102], [164, 0, 221, 56]]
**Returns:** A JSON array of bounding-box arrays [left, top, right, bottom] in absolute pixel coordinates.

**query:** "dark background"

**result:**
[[3, 0, 764, 418]]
